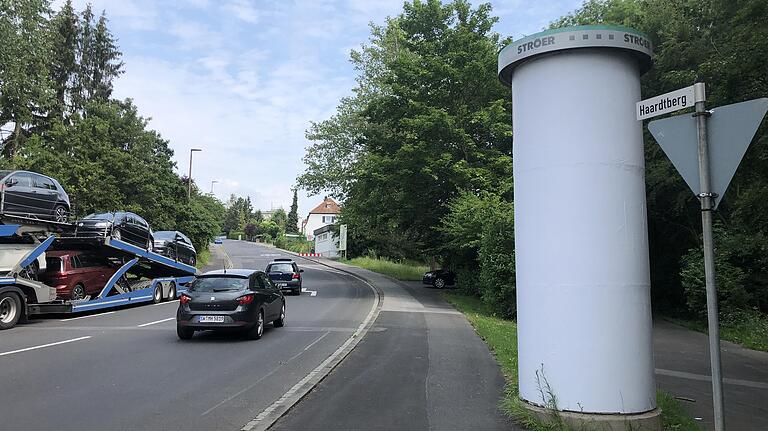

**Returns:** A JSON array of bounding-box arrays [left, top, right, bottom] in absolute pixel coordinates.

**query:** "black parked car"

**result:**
[[422, 269, 456, 289], [0, 170, 71, 222], [176, 269, 285, 340], [74, 212, 154, 249], [266, 258, 304, 295], [153, 231, 197, 266]]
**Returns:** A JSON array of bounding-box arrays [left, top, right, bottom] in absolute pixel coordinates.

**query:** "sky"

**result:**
[[58, 0, 584, 219]]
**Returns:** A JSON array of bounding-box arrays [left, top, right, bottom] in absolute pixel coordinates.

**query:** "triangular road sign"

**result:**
[[648, 98, 768, 208]]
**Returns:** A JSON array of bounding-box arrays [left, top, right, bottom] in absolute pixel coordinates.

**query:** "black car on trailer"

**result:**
[[153, 230, 196, 266]]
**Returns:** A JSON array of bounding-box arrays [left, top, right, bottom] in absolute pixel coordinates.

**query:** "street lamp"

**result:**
[[210, 180, 219, 195], [187, 148, 202, 199]]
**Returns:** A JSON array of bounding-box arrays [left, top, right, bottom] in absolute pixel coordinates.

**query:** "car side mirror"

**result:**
[[299, 269, 304, 273], [5, 178, 17, 187]]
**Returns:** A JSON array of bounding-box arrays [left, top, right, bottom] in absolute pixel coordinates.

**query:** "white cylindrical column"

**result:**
[[498, 26, 656, 415]]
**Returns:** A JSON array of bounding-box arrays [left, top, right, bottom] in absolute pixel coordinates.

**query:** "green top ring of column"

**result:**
[[498, 25, 653, 86]]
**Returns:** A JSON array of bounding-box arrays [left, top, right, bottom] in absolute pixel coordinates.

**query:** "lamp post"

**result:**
[[210, 180, 218, 195], [187, 148, 202, 199]]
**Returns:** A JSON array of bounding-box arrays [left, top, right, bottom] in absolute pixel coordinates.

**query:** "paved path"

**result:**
[[271, 259, 515, 431], [654, 319, 768, 430], [0, 240, 374, 431]]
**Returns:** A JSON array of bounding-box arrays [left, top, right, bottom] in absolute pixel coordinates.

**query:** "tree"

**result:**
[[298, 0, 512, 261], [271, 208, 288, 232], [253, 209, 264, 223], [48, 0, 78, 121], [89, 12, 123, 102], [286, 189, 299, 233], [0, 0, 53, 157]]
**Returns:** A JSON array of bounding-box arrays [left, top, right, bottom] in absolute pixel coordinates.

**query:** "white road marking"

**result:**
[[301, 287, 317, 297], [60, 311, 115, 321], [285, 332, 330, 363], [0, 336, 92, 357], [241, 268, 380, 431], [150, 299, 179, 307], [656, 368, 768, 389], [137, 317, 175, 327]]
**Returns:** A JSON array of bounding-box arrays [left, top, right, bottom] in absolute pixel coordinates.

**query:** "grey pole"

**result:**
[[694, 82, 725, 431], [188, 148, 202, 200]]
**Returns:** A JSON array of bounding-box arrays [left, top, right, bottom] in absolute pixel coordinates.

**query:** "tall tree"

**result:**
[[286, 189, 299, 233], [89, 11, 122, 101], [271, 208, 288, 231], [48, 0, 78, 121], [0, 0, 53, 157], [299, 0, 512, 259]]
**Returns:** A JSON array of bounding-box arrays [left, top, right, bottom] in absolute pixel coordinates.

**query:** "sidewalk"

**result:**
[[270, 258, 515, 431], [653, 320, 768, 430]]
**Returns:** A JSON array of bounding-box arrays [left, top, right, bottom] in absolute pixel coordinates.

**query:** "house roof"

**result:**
[[308, 196, 341, 215]]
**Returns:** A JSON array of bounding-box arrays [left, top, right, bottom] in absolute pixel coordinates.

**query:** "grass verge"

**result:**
[[666, 311, 768, 352], [343, 256, 429, 281], [196, 248, 211, 269], [443, 292, 701, 431]]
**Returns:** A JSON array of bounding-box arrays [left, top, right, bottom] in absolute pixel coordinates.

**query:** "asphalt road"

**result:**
[[0, 240, 374, 431]]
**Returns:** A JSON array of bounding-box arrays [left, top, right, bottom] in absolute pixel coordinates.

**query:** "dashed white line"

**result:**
[[60, 311, 116, 321], [0, 336, 92, 357], [137, 317, 175, 327], [150, 299, 179, 307]]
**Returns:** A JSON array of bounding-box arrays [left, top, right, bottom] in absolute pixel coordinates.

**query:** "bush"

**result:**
[[228, 231, 245, 240], [681, 224, 751, 320], [441, 191, 516, 317], [274, 235, 314, 254]]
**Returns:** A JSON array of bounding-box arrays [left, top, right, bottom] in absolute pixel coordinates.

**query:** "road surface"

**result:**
[[0, 240, 375, 431]]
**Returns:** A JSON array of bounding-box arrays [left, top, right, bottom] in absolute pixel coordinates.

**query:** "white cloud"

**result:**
[[96, 0, 584, 218]]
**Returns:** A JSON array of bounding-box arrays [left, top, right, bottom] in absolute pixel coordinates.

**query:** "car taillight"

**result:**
[[237, 294, 254, 305], [179, 294, 192, 304], [292, 273, 300, 280]]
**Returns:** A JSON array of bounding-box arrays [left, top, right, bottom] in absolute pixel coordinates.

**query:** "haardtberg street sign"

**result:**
[[648, 97, 768, 208], [636, 85, 695, 120]]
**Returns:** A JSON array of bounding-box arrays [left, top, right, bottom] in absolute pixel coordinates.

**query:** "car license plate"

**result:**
[[277, 283, 288, 287], [199, 316, 225, 323]]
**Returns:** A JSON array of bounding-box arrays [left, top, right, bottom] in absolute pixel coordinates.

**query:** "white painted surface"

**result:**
[[0, 336, 92, 357], [303, 213, 337, 240], [314, 230, 339, 258], [512, 49, 655, 413]]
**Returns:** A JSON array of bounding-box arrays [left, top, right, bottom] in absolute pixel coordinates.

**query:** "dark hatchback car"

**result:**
[[153, 231, 197, 266], [266, 258, 304, 295], [40, 251, 118, 300], [422, 269, 456, 289], [0, 170, 71, 222], [176, 269, 285, 340], [74, 211, 154, 249]]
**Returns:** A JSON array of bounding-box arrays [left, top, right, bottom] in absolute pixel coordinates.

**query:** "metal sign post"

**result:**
[[693, 82, 725, 431]]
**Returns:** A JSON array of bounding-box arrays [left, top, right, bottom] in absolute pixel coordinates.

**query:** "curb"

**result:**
[[238, 245, 384, 431]]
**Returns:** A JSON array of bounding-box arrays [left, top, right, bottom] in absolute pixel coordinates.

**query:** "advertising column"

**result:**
[[498, 26, 659, 429]]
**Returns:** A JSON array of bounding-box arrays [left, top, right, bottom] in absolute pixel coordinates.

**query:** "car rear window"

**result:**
[[45, 257, 63, 272], [189, 276, 248, 292], [267, 263, 294, 273]]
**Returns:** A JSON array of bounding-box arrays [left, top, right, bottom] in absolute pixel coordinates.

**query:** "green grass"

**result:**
[[443, 292, 701, 431], [195, 248, 211, 269], [667, 310, 768, 352], [343, 256, 429, 281]]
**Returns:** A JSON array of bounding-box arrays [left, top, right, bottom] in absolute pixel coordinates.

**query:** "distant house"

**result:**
[[313, 224, 339, 258], [303, 196, 340, 240]]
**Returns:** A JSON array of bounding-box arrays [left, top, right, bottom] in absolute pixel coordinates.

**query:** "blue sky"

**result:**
[[60, 0, 584, 219]]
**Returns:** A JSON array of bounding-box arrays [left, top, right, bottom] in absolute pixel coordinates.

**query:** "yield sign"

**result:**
[[648, 98, 768, 208]]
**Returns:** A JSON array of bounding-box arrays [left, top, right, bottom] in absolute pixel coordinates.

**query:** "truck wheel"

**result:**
[[152, 284, 162, 304], [0, 292, 22, 330], [166, 282, 176, 301]]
